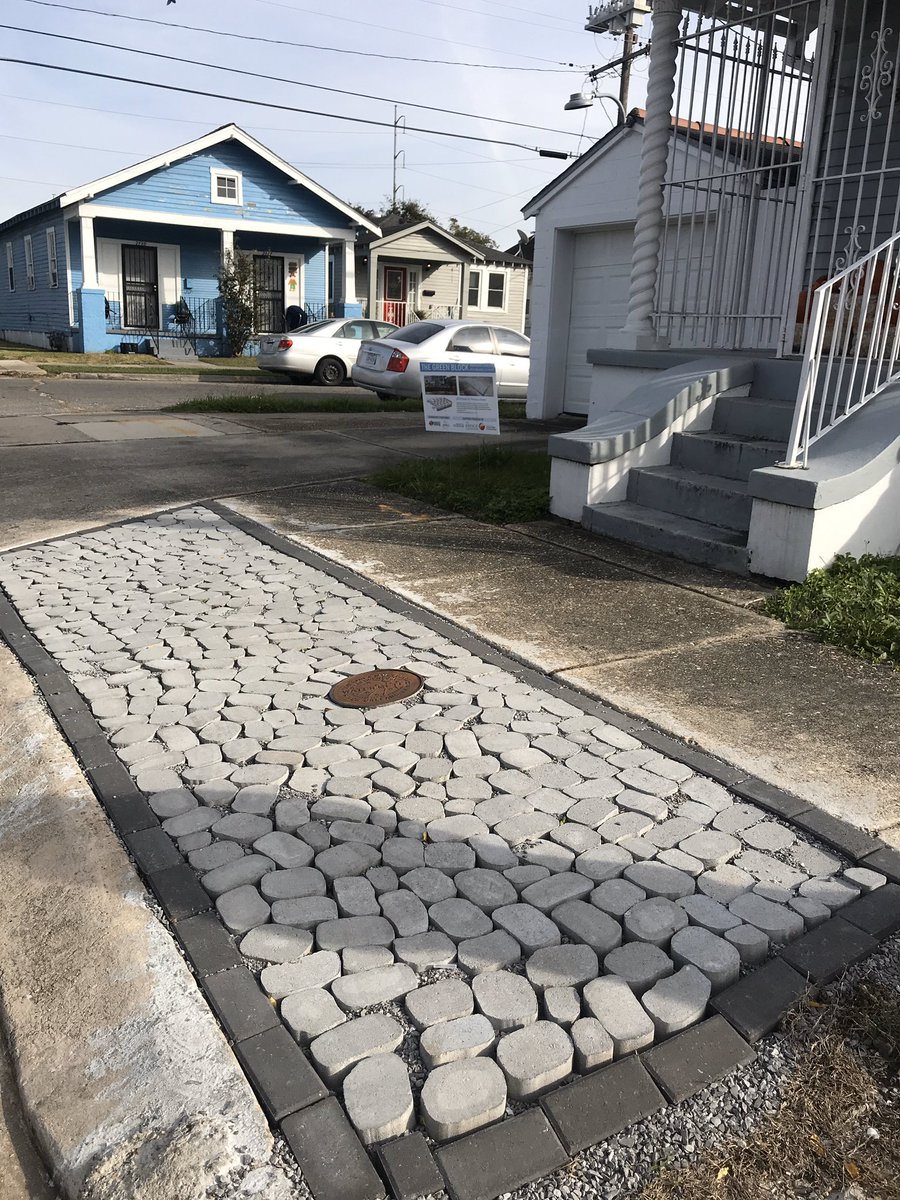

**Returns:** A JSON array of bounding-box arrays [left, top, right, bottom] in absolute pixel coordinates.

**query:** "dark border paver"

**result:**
[[860, 848, 900, 886], [779, 916, 878, 985], [201, 965, 281, 1042], [234, 1025, 328, 1120], [148, 863, 214, 923], [123, 827, 182, 874], [281, 1097, 387, 1200], [378, 1133, 447, 1200], [541, 1055, 664, 1155], [790, 809, 884, 861], [710, 959, 808, 1043], [640, 1015, 755, 1103], [841, 883, 900, 939], [176, 911, 243, 977], [436, 1108, 568, 1200]]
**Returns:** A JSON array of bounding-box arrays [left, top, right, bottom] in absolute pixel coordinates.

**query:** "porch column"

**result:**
[[220, 228, 234, 264], [616, 0, 682, 348], [341, 239, 362, 317], [80, 215, 97, 288], [368, 250, 379, 322]]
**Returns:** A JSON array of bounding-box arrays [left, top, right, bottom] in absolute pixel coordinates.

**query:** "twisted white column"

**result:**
[[621, 0, 683, 343]]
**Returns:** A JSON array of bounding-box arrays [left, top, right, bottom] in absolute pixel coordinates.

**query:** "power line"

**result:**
[[16, 0, 582, 73], [4, 24, 584, 139], [0, 58, 577, 158], [0, 91, 383, 134], [250, 0, 585, 66]]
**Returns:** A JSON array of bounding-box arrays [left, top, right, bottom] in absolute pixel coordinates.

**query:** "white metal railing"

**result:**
[[785, 229, 900, 467]]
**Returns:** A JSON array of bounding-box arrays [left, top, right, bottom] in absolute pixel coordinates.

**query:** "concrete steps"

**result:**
[[583, 501, 750, 574], [670, 429, 787, 481], [581, 393, 792, 574], [627, 465, 752, 533]]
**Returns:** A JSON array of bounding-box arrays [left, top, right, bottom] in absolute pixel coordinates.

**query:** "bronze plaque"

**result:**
[[329, 668, 423, 709]]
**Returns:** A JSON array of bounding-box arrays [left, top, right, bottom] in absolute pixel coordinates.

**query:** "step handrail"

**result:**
[[784, 228, 900, 467]]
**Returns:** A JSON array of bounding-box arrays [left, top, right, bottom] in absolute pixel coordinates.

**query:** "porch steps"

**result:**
[[582, 395, 790, 575], [627, 465, 752, 532], [670, 428, 787, 481], [583, 501, 750, 574]]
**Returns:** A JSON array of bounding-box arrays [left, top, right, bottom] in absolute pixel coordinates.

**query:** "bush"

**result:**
[[764, 553, 900, 666], [217, 249, 256, 357]]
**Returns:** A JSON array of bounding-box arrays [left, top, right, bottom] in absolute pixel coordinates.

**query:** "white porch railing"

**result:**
[[784, 230, 900, 467], [375, 300, 461, 324]]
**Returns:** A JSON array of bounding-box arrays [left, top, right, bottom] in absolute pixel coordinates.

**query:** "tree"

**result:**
[[217, 248, 256, 357], [354, 196, 495, 247], [447, 217, 497, 250]]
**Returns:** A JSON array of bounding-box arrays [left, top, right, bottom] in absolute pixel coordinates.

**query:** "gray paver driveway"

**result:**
[[0, 506, 888, 1185]]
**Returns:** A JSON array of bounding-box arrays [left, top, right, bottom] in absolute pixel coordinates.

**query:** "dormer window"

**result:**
[[211, 169, 242, 205]]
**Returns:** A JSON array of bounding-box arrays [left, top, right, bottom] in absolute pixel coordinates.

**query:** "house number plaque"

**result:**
[[329, 669, 423, 709]]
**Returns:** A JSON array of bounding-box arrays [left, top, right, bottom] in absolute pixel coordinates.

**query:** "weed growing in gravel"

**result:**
[[764, 554, 900, 666], [370, 446, 551, 524]]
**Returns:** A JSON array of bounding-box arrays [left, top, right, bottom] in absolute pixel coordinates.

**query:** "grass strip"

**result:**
[[764, 553, 900, 666], [369, 445, 550, 523], [166, 392, 527, 417]]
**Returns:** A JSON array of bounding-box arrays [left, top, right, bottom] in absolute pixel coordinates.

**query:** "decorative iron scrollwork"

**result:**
[[860, 25, 895, 121]]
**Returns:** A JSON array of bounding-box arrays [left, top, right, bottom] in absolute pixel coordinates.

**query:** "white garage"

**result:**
[[523, 120, 646, 420], [561, 227, 634, 415]]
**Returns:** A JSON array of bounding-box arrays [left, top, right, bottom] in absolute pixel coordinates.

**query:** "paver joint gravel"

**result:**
[[1, 503, 896, 1200]]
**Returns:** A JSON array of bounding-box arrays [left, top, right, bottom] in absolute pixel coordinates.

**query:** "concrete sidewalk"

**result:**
[[223, 480, 900, 847]]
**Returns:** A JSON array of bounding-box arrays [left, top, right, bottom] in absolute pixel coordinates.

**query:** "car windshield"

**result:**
[[289, 320, 336, 336], [390, 322, 445, 345]]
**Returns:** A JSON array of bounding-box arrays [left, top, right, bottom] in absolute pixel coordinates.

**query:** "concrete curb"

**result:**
[[1, 505, 898, 1200]]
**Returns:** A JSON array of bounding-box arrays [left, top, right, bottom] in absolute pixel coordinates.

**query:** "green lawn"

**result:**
[[369, 445, 551, 523], [764, 553, 900, 666]]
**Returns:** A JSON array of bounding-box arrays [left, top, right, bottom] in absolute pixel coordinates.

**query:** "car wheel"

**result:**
[[315, 356, 347, 386]]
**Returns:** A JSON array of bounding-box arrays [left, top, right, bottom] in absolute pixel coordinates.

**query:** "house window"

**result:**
[[467, 268, 508, 311], [5, 242, 13, 292], [486, 271, 507, 310], [23, 235, 35, 290], [211, 170, 242, 205], [46, 228, 58, 288], [467, 269, 481, 308]]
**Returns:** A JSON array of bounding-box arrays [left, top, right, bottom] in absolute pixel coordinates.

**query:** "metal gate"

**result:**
[[655, 0, 820, 351], [122, 244, 159, 329], [791, 0, 900, 353], [253, 255, 284, 333]]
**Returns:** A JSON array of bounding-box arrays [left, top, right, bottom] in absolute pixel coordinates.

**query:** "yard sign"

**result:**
[[420, 362, 500, 436]]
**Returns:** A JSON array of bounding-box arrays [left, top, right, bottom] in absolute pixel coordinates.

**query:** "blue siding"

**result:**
[[97, 143, 355, 231], [0, 211, 71, 338]]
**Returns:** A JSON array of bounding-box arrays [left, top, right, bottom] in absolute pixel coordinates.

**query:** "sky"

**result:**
[[0, 0, 651, 247]]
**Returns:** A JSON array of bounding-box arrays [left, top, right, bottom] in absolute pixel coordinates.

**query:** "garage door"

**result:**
[[563, 228, 634, 415]]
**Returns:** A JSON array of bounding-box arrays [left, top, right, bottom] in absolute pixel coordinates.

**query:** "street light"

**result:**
[[564, 91, 627, 124]]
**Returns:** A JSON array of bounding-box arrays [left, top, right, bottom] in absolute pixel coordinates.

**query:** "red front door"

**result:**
[[383, 266, 407, 325]]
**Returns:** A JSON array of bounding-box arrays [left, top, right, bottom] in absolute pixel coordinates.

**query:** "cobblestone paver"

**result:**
[[0, 506, 886, 1155]]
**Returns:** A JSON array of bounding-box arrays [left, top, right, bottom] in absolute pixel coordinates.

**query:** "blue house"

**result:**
[[0, 124, 381, 354]]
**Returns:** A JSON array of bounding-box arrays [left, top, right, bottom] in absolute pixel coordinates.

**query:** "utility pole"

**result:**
[[619, 24, 637, 113], [392, 107, 405, 209]]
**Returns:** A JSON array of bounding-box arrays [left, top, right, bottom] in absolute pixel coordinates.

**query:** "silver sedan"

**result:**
[[351, 319, 530, 399], [257, 317, 398, 385]]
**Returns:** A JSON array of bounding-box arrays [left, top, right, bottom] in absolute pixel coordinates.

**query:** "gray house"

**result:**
[[356, 218, 530, 333]]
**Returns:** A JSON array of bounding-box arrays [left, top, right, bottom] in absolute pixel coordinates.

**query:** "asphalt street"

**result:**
[[0, 378, 555, 549]]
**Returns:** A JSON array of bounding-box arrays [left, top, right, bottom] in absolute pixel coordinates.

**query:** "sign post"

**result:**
[[420, 361, 500, 436]]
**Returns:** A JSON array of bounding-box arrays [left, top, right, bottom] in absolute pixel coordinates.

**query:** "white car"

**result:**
[[257, 318, 398, 385], [351, 320, 530, 399]]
